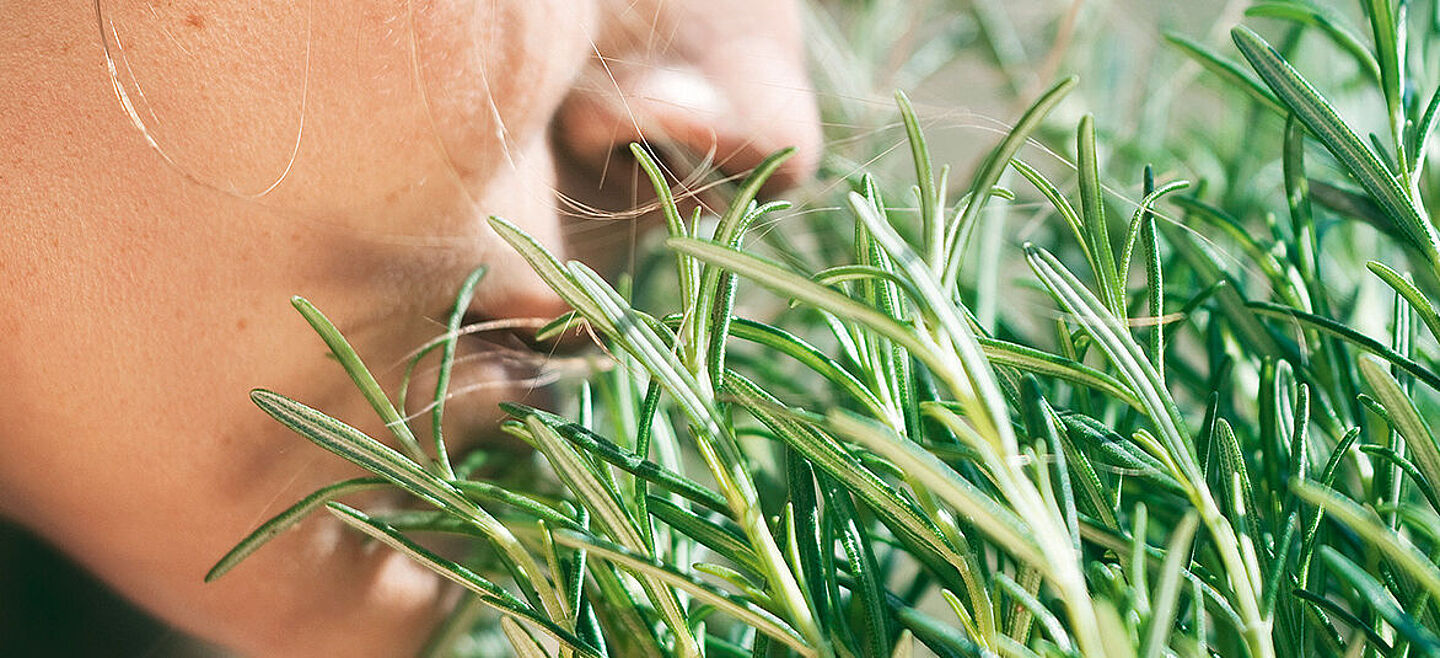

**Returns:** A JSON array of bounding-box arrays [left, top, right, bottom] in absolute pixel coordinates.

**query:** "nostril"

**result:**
[[627, 71, 818, 194], [555, 59, 820, 199]]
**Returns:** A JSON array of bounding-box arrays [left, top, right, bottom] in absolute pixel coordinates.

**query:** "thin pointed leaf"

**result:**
[[1359, 356, 1440, 508], [721, 317, 890, 421], [1357, 445, 1440, 512], [824, 410, 1047, 574], [327, 503, 600, 658], [206, 477, 389, 582], [1292, 587, 1391, 653], [695, 149, 797, 371], [1232, 27, 1440, 263], [1076, 115, 1124, 315], [1249, 301, 1440, 392], [723, 374, 987, 616], [647, 495, 762, 575], [846, 192, 1021, 460], [1118, 179, 1190, 290], [520, 416, 698, 657], [503, 403, 730, 515], [942, 76, 1079, 289], [1368, 261, 1440, 342], [251, 389, 562, 617], [430, 267, 487, 479], [502, 617, 553, 658], [488, 216, 615, 336], [1012, 158, 1094, 270], [289, 297, 430, 468], [827, 485, 890, 658], [1139, 513, 1200, 658], [552, 530, 815, 657], [1027, 244, 1270, 656], [668, 238, 950, 388], [895, 91, 942, 269], [1416, 85, 1440, 169], [1293, 481, 1440, 601], [1164, 32, 1286, 115], [978, 337, 1142, 410], [1319, 548, 1440, 652], [251, 390, 477, 515], [994, 572, 1073, 653], [1244, 2, 1381, 83], [1024, 246, 1193, 475], [630, 143, 697, 314]]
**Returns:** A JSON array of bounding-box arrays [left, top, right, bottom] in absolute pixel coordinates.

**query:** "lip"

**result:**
[[455, 302, 595, 356], [394, 307, 596, 454]]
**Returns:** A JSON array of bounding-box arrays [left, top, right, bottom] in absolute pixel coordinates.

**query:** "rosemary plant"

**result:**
[[213, 1, 1440, 655]]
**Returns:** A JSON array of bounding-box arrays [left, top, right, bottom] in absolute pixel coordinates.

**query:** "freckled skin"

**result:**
[[0, 1, 818, 655]]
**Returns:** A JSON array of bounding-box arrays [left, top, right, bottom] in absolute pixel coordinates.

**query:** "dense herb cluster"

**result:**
[[216, 1, 1440, 655]]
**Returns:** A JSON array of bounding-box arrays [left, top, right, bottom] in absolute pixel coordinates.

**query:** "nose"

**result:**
[[553, 0, 821, 197]]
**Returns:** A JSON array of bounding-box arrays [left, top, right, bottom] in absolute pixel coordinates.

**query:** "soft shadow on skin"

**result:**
[[0, 520, 227, 657]]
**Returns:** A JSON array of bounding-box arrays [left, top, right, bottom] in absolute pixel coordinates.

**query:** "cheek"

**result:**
[[407, 0, 597, 183], [306, 0, 597, 224], [94, 0, 312, 195], [96, 0, 595, 228]]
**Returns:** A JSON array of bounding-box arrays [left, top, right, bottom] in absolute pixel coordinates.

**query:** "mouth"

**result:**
[[454, 307, 595, 358], [396, 307, 596, 451], [434, 310, 563, 392]]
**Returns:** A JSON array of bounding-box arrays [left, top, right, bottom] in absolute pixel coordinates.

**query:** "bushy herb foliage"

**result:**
[[215, 1, 1440, 655]]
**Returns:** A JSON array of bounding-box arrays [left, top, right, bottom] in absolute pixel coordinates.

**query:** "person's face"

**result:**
[[0, 1, 819, 654]]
